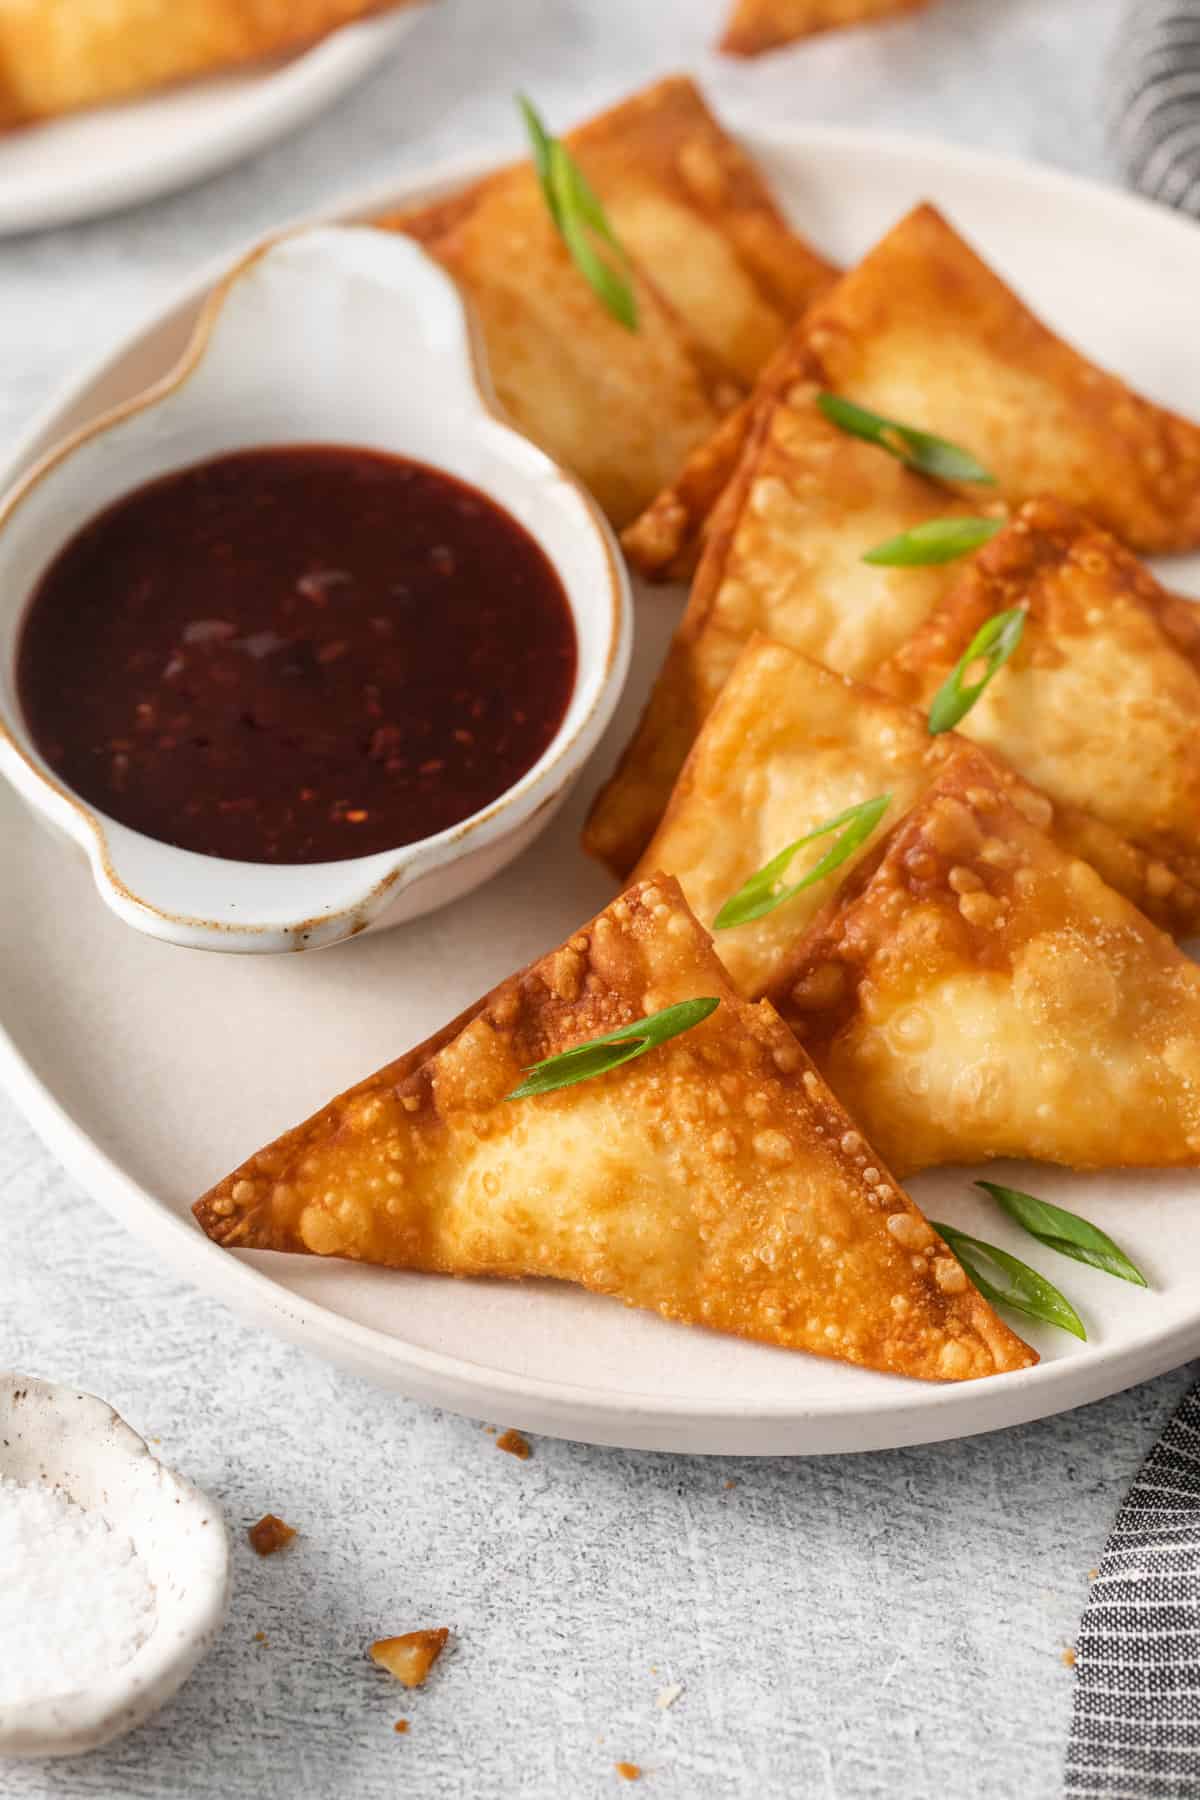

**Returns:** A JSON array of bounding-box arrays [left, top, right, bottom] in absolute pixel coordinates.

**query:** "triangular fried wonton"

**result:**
[[195, 876, 1033, 1381], [804, 203, 1200, 554], [772, 747, 1200, 1176], [634, 637, 1199, 1000], [721, 0, 933, 56], [383, 169, 733, 530], [378, 79, 836, 525], [877, 498, 1200, 916], [585, 355, 991, 874]]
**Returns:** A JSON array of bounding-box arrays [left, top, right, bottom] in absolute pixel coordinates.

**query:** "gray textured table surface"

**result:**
[[2, 2, 1191, 1796]]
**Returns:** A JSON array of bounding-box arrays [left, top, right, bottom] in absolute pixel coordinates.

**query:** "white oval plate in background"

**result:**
[[2, 127, 1199, 1454], [0, 7, 427, 237]]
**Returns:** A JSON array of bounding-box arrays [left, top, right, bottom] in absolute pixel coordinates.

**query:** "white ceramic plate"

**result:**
[[4, 126, 1200, 1455], [0, 8, 427, 237]]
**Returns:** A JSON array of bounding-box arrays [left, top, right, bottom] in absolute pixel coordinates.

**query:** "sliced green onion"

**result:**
[[862, 516, 1004, 566], [932, 1220, 1086, 1339], [977, 1181, 1148, 1287], [506, 997, 718, 1100], [817, 393, 995, 484], [518, 95, 638, 331], [927, 606, 1026, 734], [713, 795, 891, 930]]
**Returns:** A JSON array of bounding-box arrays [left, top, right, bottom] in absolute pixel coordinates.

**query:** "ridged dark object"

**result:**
[[1109, 0, 1200, 215]]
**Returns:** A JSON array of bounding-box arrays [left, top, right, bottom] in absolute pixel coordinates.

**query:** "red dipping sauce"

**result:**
[[17, 446, 578, 864]]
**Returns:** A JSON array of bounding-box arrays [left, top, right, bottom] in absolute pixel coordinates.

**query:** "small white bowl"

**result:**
[[0, 1374, 230, 1759], [0, 228, 631, 953]]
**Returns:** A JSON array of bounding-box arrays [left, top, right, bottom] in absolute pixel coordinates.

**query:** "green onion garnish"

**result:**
[[977, 1181, 1148, 1287], [927, 606, 1026, 734], [713, 795, 891, 931], [518, 95, 638, 332], [862, 516, 1004, 566], [506, 997, 717, 1100], [932, 1220, 1086, 1339], [817, 393, 995, 484]]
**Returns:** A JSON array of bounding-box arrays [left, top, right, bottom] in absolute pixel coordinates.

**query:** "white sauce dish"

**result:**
[[0, 227, 631, 953]]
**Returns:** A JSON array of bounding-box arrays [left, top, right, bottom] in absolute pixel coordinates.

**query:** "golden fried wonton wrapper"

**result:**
[[386, 78, 835, 387], [721, 0, 933, 56], [378, 78, 836, 525], [586, 359, 987, 874], [562, 75, 837, 380], [804, 203, 1200, 555], [877, 499, 1200, 921], [386, 169, 733, 530], [195, 876, 1032, 1381], [634, 637, 1198, 999], [0, 1, 406, 127], [773, 748, 1200, 1176]]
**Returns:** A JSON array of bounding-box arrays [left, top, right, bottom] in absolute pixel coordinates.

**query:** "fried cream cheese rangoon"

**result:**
[[194, 876, 1033, 1382], [0, 1, 411, 127], [803, 204, 1200, 556], [379, 78, 835, 527], [625, 202, 1200, 575], [632, 637, 1199, 998], [588, 353, 988, 875], [876, 498, 1200, 922], [772, 748, 1200, 1177]]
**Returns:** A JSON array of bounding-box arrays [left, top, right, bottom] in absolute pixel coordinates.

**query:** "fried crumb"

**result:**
[[497, 1428, 531, 1460], [656, 1683, 684, 1710], [1062, 1647, 1077, 1669], [248, 1514, 297, 1556], [394, 1720, 409, 1735], [1088, 1568, 1098, 1582], [615, 1764, 642, 1782], [253, 1631, 268, 1645], [370, 1628, 450, 1689], [723, 1479, 737, 1490]]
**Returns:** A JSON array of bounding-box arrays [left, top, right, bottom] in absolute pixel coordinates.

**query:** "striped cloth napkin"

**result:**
[[1068, 7, 1200, 1792], [1066, 1379, 1200, 1796], [1109, 0, 1200, 216]]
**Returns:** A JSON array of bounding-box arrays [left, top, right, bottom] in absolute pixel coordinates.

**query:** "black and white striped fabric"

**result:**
[[1066, 1377, 1200, 1797], [1109, 0, 1200, 217]]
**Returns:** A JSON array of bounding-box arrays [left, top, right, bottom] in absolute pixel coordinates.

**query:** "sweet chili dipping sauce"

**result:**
[[17, 446, 578, 864]]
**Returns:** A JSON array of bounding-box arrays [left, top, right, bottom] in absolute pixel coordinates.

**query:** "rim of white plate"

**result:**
[[0, 7, 429, 237], [4, 124, 1200, 1454]]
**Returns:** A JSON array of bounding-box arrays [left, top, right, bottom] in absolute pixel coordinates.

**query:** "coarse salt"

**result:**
[[0, 1474, 157, 1705]]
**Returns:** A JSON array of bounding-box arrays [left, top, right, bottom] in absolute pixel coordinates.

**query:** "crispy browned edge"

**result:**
[[378, 72, 835, 335], [194, 980, 503, 1239], [759, 740, 986, 1036], [584, 355, 816, 878], [877, 496, 1200, 919], [719, 0, 934, 57], [576, 75, 837, 312], [628, 623, 1200, 945], [622, 334, 807, 579]]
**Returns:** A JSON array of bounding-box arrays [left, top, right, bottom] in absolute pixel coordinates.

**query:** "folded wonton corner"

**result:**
[[720, 0, 934, 57], [632, 636, 1198, 1007], [625, 197, 1200, 576], [195, 875, 1033, 1381], [587, 355, 990, 874], [803, 203, 1200, 555], [378, 77, 835, 526], [876, 497, 1200, 930], [772, 746, 1200, 1176]]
